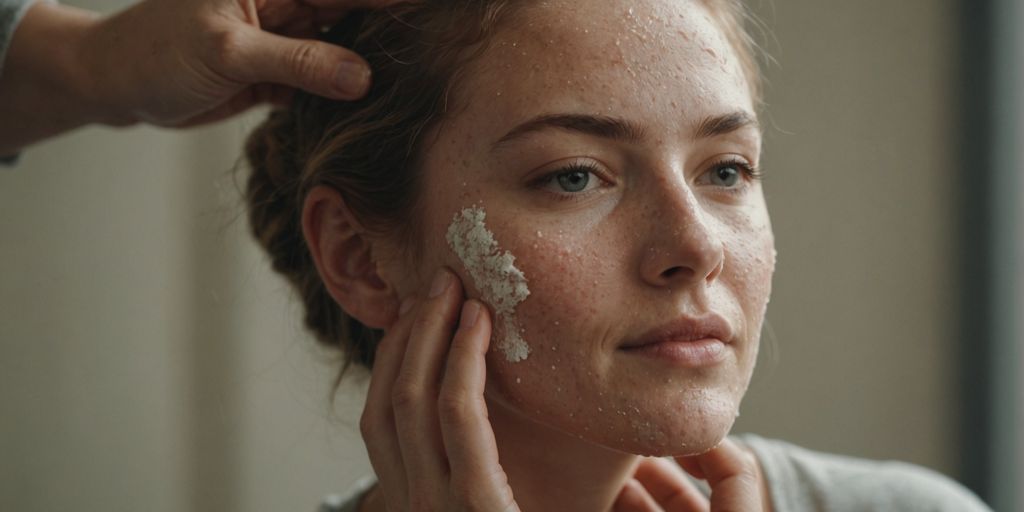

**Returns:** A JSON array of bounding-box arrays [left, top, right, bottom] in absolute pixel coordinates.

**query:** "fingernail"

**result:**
[[460, 301, 480, 329], [399, 297, 415, 316], [335, 61, 370, 96], [428, 270, 451, 298]]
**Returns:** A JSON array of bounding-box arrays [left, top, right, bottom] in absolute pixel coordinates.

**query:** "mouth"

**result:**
[[618, 313, 733, 367]]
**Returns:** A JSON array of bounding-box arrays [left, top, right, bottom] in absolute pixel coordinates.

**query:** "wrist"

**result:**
[[64, 4, 138, 127], [0, 1, 133, 135]]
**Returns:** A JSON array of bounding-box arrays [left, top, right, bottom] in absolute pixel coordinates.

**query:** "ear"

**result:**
[[301, 185, 399, 329]]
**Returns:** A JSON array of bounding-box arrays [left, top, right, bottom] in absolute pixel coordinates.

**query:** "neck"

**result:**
[[487, 398, 641, 512]]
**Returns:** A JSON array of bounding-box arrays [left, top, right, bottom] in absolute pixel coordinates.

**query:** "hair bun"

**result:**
[[244, 109, 353, 358]]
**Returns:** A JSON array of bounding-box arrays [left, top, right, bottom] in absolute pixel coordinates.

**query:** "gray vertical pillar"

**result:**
[[957, 0, 1022, 508], [987, 0, 1023, 509]]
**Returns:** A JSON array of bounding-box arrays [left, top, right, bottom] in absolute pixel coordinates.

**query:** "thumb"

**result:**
[[676, 438, 763, 512], [229, 28, 372, 100]]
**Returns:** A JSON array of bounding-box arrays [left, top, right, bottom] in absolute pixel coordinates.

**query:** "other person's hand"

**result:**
[[84, 0, 403, 127], [358, 268, 521, 511], [0, 0, 403, 155], [613, 438, 769, 511]]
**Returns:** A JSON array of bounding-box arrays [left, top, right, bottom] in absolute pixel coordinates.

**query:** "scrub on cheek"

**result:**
[[446, 206, 531, 362]]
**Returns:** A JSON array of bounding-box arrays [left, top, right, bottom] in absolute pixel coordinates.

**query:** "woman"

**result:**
[[244, 1, 992, 510]]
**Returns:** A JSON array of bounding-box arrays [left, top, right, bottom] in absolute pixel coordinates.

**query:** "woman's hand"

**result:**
[[612, 438, 769, 512], [359, 268, 521, 512]]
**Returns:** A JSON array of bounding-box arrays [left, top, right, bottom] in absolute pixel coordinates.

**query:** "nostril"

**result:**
[[661, 266, 692, 280]]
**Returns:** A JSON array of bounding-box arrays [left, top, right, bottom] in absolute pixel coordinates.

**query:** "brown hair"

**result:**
[[243, 0, 764, 378]]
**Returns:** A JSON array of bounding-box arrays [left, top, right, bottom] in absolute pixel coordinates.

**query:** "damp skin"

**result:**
[[380, 0, 775, 465]]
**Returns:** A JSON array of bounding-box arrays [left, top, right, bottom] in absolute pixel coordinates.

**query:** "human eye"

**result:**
[[702, 157, 763, 191], [530, 160, 609, 200]]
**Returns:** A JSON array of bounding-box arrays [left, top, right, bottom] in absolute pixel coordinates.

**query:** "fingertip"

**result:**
[[333, 59, 372, 98], [612, 479, 656, 512], [687, 437, 756, 485], [458, 300, 481, 329], [675, 453, 707, 480], [241, 31, 373, 100]]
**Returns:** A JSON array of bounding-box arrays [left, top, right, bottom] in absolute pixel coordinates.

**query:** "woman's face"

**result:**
[[389, 0, 775, 456]]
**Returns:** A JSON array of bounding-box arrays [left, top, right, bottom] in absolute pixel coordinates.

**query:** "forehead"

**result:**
[[450, 0, 754, 143]]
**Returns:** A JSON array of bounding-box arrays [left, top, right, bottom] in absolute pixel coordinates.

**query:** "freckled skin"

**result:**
[[383, 0, 775, 458]]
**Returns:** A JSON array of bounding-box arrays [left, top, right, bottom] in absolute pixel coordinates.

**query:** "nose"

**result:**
[[639, 180, 725, 288]]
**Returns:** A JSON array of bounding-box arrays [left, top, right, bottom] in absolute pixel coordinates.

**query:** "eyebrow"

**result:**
[[490, 110, 759, 152], [694, 110, 760, 139]]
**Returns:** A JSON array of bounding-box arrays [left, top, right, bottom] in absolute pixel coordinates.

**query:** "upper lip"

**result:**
[[620, 313, 734, 349]]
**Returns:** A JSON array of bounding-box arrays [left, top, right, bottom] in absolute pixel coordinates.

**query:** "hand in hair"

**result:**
[[0, 0, 405, 155], [359, 268, 520, 512], [612, 440, 770, 512]]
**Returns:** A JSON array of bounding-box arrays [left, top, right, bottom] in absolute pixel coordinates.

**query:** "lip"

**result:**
[[619, 313, 733, 367]]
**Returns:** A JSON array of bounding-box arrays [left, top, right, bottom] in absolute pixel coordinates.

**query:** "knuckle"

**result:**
[[357, 411, 377, 440], [437, 392, 478, 427], [390, 384, 423, 411], [205, 27, 244, 72], [287, 41, 324, 80]]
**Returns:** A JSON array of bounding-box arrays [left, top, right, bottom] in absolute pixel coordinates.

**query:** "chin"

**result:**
[[580, 404, 741, 458], [488, 372, 744, 459]]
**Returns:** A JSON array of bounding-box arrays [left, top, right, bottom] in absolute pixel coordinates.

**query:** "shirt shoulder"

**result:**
[[2, 0, 50, 78], [735, 433, 993, 512]]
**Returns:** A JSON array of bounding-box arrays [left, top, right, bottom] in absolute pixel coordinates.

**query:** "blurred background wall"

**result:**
[[0, 0, 1019, 510]]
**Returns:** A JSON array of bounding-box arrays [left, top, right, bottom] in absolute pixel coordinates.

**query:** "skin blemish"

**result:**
[[446, 206, 531, 362]]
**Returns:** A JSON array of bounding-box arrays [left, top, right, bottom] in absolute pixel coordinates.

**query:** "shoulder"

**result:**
[[733, 433, 993, 512]]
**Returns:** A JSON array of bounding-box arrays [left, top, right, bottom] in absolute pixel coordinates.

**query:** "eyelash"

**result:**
[[706, 157, 764, 192], [530, 162, 608, 202], [532, 158, 764, 202]]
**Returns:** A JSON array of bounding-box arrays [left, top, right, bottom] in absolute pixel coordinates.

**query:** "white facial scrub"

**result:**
[[445, 206, 531, 362]]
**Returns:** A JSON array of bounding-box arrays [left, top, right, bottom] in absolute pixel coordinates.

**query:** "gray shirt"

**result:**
[[319, 433, 992, 512], [0, 0, 36, 75], [1, 0, 40, 165]]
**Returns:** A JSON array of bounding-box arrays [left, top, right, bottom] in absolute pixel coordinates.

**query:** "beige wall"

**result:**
[[733, 0, 960, 472], [0, 0, 970, 510]]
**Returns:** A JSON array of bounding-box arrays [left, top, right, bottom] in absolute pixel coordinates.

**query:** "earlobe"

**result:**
[[301, 185, 399, 329]]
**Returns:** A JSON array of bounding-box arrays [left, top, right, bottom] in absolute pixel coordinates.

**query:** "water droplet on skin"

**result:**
[[598, 407, 604, 412], [516, 377, 521, 384], [551, 365, 556, 370]]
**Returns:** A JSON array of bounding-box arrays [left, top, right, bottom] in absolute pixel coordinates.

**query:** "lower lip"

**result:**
[[620, 338, 728, 367]]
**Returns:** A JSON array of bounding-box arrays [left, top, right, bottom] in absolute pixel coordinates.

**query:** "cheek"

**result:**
[[714, 208, 776, 386], [484, 229, 618, 394], [722, 212, 776, 330]]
